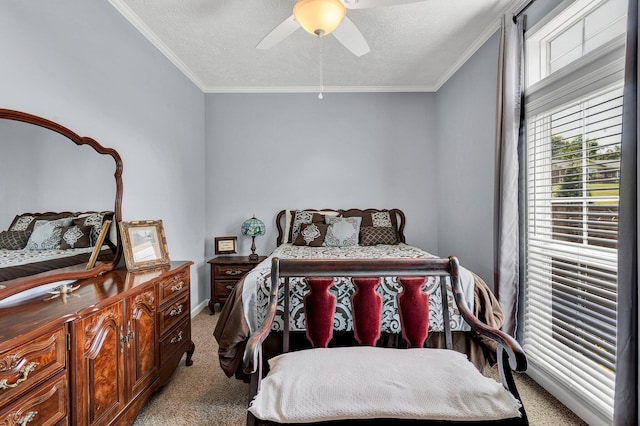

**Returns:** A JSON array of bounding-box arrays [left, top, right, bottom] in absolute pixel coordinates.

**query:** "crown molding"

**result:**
[[110, 0, 511, 95], [108, 0, 207, 91], [201, 85, 438, 94]]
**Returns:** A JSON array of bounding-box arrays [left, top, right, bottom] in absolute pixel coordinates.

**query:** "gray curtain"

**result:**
[[614, 0, 639, 424], [494, 14, 525, 339]]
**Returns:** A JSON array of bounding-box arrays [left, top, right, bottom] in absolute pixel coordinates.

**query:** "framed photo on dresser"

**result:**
[[120, 220, 170, 271]]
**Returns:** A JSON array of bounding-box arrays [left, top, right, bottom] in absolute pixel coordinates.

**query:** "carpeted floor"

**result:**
[[133, 310, 587, 426]]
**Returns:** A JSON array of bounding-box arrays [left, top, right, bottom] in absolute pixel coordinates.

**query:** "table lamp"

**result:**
[[241, 216, 266, 260]]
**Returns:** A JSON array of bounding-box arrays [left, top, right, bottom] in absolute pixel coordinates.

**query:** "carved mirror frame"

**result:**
[[0, 108, 123, 300]]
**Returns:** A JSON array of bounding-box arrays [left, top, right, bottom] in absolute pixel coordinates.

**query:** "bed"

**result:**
[[0, 211, 116, 282], [214, 208, 505, 379]]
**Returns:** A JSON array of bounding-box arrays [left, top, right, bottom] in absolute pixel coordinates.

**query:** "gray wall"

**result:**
[[205, 93, 439, 258], [0, 1, 207, 310], [435, 31, 501, 288], [1, 0, 511, 306]]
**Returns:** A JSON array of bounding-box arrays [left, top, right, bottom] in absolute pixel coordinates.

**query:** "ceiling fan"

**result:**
[[257, 0, 428, 57]]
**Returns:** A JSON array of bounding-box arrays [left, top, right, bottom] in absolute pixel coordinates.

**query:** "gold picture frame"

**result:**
[[214, 236, 237, 254], [119, 220, 170, 271]]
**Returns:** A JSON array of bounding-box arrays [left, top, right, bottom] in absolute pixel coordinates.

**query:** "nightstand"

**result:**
[[208, 255, 266, 314]]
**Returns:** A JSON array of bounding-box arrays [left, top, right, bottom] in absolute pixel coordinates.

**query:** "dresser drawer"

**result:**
[[158, 292, 189, 335], [213, 263, 254, 279], [160, 318, 191, 365], [0, 371, 68, 426], [0, 327, 66, 405], [158, 268, 190, 304]]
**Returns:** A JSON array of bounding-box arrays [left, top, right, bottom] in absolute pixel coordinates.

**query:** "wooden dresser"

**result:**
[[0, 261, 193, 426]]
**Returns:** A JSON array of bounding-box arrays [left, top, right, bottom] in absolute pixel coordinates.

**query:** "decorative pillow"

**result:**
[[359, 226, 399, 246], [341, 210, 399, 242], [24, 217, 73, 250], [293, 223, 328, 247], [9, 212, 74, 233], [371, 211, 393, 227], [0, 230, 32, 250], [60, 225, 93, 249], [324, 216, 362, 247], [8, 215, 35, 232], [285, 210, 339, 243], [75, 212, 113, 245], [289, 211, 324, 243]]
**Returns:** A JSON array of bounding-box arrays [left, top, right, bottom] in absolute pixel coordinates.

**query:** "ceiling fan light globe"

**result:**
[[293, 0, 346, 36]]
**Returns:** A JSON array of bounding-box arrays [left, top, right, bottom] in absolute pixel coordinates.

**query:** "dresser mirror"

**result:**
[[0, 108, 123, 300]]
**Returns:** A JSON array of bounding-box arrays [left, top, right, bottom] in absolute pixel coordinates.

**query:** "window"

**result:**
[[526, 0, 627, 85], [523, 0, 626, 424]]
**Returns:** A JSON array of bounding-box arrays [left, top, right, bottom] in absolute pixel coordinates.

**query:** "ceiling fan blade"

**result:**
[[331, 16, 370, 57], [256, 15, 300, 50], [342, 0, 426, 10]]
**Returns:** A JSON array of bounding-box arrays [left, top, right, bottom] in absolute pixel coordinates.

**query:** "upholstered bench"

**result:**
[[243, 257, 528, 425]]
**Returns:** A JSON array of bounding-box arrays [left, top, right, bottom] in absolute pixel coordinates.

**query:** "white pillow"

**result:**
[[25, 217, 73, 250], [248, 347, 521, 423], [324, 216, 362, 247]]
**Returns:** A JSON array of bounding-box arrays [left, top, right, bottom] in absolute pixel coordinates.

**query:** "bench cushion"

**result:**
[[248, 346, 522, 423]]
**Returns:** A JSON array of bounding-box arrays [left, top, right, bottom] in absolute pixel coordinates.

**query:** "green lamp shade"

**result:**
[[241, 217, 266, 237]]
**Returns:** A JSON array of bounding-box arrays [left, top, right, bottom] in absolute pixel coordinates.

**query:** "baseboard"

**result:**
[[191, 299, 208, 318]]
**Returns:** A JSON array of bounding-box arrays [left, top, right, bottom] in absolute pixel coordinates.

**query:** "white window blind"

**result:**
[[525, 85, 622, 422]]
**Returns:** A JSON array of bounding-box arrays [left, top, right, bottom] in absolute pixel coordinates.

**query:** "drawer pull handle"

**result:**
[[17, 411, 37, 426], [171, 282, 184, 292], [0, 362, 39, 390], [170, 331, 183, 344], [225, 285, 234, 290], [225, 269, 243, 276], [170, 304, 183, 317]]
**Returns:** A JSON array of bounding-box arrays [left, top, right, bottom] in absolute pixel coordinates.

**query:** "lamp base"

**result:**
[[249, 236, 259, 261]]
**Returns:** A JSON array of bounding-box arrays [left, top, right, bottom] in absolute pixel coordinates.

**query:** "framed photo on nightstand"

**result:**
[[214, 236, 237, 254]]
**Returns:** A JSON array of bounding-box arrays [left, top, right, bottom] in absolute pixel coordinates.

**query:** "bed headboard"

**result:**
[[275, 208, 407, 246]]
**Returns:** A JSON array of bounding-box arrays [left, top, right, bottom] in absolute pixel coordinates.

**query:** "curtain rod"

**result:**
[[514, 0, 536, 20]]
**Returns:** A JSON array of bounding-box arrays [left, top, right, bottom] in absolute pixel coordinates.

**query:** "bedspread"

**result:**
[[244, 244, 475, 334], [214, 244, 505, 378]]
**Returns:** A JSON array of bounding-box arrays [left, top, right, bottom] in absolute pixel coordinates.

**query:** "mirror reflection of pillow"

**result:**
[[24, 217, 73, 250], [0, 230, 32, 250], [74, 212, 113, 245], [60, 225, 93, 249]]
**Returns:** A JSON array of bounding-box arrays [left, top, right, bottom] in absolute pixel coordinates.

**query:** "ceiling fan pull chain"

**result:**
[[318, 35, 324, 100]]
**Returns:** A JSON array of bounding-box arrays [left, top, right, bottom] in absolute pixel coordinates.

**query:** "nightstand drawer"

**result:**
[[158, 268, 190, 303], [213, 263, 254, 279], [159, 292, 190, 335], [0, 327, 66, 405], [214, 280, 239, 299]]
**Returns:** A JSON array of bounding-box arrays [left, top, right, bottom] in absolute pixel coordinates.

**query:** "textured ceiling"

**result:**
[[109, 0, 516, 93]]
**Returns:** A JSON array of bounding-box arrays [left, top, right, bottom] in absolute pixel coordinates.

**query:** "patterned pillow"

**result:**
[[293, 223, 328, 247], [0, 230, 32, 250], [8, 215, 35, 232], [289, 211, 325, 243], [324, 216, 362, 247], [360, 226, 399, 246], [74, 212, 113, 245], [60, 225, 93, 249], [24, 218, 73, 250]]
